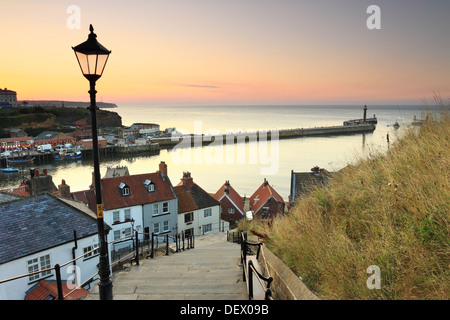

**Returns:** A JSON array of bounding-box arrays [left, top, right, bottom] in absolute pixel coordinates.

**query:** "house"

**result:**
[[1, 168, 58, 197], [75, 137, 107, 149], [34, 131, 76, 147], [103, 166, 130, 179], [289, 166, 332, 208], [0, 136, 34, 152], [213, 180, 245, 228], [118, 127, 140, 139], [174, 172, 229, 237], [249, 179, 285, 219], [25, 280, 90, 300], [0, 194, 110, 300], [131, 123, 160, 138], [72, 162, 178, 253], [0, 88, 18, 108], [75, 120, 87, 129], [9, 128, 27, 138]]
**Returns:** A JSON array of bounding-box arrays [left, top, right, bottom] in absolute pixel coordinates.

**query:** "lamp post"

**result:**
[[72, 24, 113, 300]]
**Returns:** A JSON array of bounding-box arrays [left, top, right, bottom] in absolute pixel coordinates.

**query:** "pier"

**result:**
[[150, 123, 376, 148]]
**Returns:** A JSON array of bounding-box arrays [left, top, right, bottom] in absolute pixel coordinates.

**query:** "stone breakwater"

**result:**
[[150, 123, 376, 148]]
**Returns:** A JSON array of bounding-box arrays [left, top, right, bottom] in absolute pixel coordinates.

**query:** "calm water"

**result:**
[[0, 104, 435, 200]]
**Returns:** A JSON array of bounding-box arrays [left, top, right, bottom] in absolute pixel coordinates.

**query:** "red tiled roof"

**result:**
[[174, 185, 198, 213], [100, 172, 176, 210], [25, 280, 90, 300], [71, 189, 97, 213], [0, 137, 34, 143], [174, 173, 220, 214], [249, 179, 284, 212], [213, 181, 244, 215]]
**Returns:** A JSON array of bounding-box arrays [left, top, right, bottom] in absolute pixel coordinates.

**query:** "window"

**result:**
[[27, 254, 51, 282], [152, 203, 159, 216], [228, 208, 235, 214], [114, 230, 121, 240], [162, 202, 169, 213], [204, 208, 212, 218], [119, 182, 130, 197], [83, 244, 99, 259], [203, 224, 212, 234], [163, 221, 169, 232], [124, 209, 131, 221], [154, 222, 160, 234], [113, 211, 120, 223], [144, 179, 155, 193], [124, 227, 132, 237], [185, 212, 194, 223]]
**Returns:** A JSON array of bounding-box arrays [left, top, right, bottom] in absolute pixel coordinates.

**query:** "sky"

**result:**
[[1, 0, 449, 106]]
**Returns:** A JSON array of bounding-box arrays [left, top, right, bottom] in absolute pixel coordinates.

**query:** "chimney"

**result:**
[[363, 105, 367, 123], [311, 166, 320, 174], [43, 169, 48, 175], [224, 180, 230, 194], [58, 179, 71, 199], [181, 172, 194, 192], [263, 178, 268, 187], [30, 173, 54, 196], [159, 161, 168, 179]]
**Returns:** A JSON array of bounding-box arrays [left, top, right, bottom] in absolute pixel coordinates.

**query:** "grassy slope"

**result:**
[[247, 110, 449, 300]]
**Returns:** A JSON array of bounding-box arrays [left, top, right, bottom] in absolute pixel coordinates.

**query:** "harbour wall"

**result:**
[[151, 123, 376, 148]]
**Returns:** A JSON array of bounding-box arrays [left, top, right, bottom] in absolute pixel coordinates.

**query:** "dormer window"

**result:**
[[119, 182, 130, 197], [144, 179, 155, 193]]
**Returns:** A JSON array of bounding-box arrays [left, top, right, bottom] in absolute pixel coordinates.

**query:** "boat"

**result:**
[[1, 167, 19, 173], [7, 157, 35, 165], [393, 121, 400, 129], [55, 149, 82, 160]]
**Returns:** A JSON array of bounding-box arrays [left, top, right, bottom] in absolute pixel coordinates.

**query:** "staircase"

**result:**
[[85, 232, 248, 300]]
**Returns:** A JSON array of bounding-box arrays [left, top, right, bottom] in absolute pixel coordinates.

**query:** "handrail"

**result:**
[[240, 231, 273, 300], [0, 230, 194, 300]]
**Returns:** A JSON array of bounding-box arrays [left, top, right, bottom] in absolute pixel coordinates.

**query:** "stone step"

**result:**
[[85, 232, 248, 300]]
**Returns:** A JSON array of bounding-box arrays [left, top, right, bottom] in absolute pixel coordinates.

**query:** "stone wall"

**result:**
[[247, 235, 320, 300]]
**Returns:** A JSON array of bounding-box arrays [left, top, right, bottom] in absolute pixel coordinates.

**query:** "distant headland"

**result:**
[[18, 100, 118, 109]]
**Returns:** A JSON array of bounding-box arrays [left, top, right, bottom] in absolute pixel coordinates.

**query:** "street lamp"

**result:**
[[72, 24, 113, 300]]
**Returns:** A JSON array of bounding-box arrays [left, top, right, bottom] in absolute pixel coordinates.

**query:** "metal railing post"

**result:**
[[135, 230, 140, 265], [166, 234, 169, 256], [151, 232, 154, 258], [248, 261, 254, 300], [54, 264, 64, 300], [182, 231, 185, 251]]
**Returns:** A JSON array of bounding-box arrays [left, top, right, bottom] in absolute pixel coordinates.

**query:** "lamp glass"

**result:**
[[75, 51, 109, 77]]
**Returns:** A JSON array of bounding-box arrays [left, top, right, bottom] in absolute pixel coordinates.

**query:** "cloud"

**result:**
[[182, 84, 221, 89]]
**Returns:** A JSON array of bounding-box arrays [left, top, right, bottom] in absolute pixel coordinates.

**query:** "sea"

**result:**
[[0, 104, 437, 200]]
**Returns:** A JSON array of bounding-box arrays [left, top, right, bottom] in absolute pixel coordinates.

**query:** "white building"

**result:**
[[0, 194, 110, 300], [71, 162, 178, 254], [0, 88, 17, 108], [174, 172, 229, 237]]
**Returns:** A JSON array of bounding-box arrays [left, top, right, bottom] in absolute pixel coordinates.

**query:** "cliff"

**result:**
[[0, 106, 122, 137]]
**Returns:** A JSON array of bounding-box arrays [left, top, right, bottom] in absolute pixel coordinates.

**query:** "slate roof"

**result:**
[[290, 168, 332, 204], [0, 194, 99, 265]]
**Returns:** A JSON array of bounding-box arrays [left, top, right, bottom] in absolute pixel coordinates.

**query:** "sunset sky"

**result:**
[[1, 0, 449, 106]]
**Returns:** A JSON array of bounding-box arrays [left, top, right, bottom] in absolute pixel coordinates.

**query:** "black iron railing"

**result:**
[[0, 230, 194, 300], [238, 231, 273, 300]]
